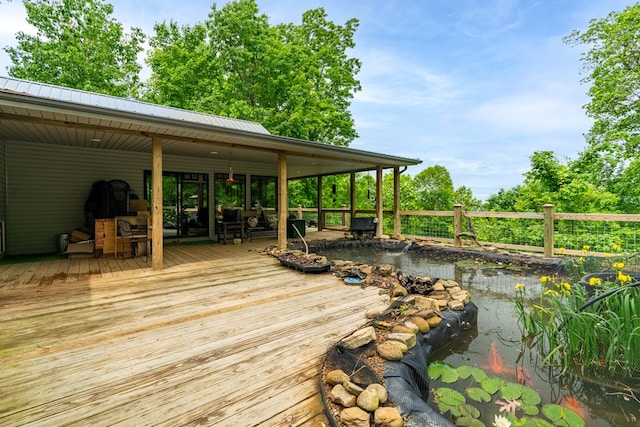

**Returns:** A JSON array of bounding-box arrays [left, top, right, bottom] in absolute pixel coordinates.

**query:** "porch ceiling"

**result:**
[[0, 77, 422, 178]]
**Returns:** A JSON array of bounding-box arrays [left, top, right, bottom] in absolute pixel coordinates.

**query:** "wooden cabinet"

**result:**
[[95, 216, 151, 257]]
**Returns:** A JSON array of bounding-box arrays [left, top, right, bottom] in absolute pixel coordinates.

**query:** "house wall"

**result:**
[[0, 139, 6, 256], [6, 141, 276, 255]]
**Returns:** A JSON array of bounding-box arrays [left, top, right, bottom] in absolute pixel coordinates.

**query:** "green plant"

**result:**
[[515, 244, 640, 377], [428, 361, 584, 426]]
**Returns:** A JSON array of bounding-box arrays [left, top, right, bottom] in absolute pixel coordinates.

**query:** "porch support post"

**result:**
[[376, 166, 383, 238], [393, 167, 401, 238], [317, 176, 323, 230], [350, 172, 356, 226], [278, 153, 288, 251], [151, 136, 163, 270]]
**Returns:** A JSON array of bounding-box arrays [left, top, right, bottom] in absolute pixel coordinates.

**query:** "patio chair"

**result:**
[[117, 219, 150, 261], [349, 217, 378, 239]]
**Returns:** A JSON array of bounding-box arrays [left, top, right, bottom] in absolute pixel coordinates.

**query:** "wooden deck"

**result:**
[[0, 233, 389, 426]]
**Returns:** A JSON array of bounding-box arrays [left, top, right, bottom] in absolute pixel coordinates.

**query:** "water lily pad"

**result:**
[[457, 365, 488, 382], [480, 376, 503, 394], [466, 387, 492, 403], [454, 416, 486, 426], [522, 403, 540, 416], [500, 381, 523, 400], [542, 403, 585, 427], [521, 386, 542, 406], [457, 403, 481, 419], [429, 362, 460, 383], [434, 387, 466, 412]]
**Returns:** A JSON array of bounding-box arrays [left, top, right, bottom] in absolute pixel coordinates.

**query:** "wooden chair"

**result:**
[[117, 219, 150, 261]]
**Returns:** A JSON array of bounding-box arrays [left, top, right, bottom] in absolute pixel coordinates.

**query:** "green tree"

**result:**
[[146, 0, 361, 145], [484, 186, 522, 211], [565, 4, 640, 162], [145, 21, 211, 110], [514, 151, 619, 213], [5, 0, 144, 98], [454, 185, 481, 210], [413, 165, 454, 210]]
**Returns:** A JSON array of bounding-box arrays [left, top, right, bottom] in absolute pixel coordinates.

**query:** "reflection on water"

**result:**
[[318, 246, 640, 427]]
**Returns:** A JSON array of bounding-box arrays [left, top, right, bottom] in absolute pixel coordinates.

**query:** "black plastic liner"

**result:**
[[322, 301, 478, 427], [383, 303, 478, 426], [297, 238, 562, 273]]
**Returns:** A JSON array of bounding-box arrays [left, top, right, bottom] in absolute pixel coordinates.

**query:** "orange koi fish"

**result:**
[[486, 342, 533, 386], [562, 395, 587, 421]]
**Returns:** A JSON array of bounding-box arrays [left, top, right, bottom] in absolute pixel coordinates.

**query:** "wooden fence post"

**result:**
[[297, 205, 303, 220], [454, 204, 462, 247], [543, 204, 555, 257]]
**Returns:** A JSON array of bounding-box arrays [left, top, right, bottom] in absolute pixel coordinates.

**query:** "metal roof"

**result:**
[[0, 76, 422, 178]]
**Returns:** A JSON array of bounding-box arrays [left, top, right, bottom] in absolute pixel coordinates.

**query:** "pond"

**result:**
[[316, 244, 640, 427]]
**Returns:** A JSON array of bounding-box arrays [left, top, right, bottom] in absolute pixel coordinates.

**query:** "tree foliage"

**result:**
[[564, 4, 640, 166], [5, 0, 145, 98], [145, 0, 361, 145], [413, 165, 454, 210]]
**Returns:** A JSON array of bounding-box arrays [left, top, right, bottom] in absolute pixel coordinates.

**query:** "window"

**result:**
[[251, 175, 277, 209]]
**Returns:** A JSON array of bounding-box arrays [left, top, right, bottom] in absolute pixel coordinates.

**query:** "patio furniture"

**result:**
[[117, 219, 150, 261], [349, 217, 377, 239]]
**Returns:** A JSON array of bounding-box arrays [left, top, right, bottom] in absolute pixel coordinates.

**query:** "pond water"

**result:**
[[317, 245, 640, 427]]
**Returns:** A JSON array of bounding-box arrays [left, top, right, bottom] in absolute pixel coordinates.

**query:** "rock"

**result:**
[[430, 290, 450, 300], [390, 325, 414, 334], [402, 320, 420, 334], [377, 341, 407, 360], [447, 286, 462, 294], [415, 308, 437, 319], [450, 290, 470, 304], [390, 283, 408, 297], [432, 281, 445, 291], [367, 383, 388, 404], [366, 309, 381, 319], [409, 316, 430, 333], [330, 384, 356, 407], [374, 407, 404, 427], [341, 407, 370, 427], [359, 265, 373, 275], [326, 369, 349, 386], [377, 265, 394, 276], [402, 306, 420, 316], [447, 299, 465, 311], [357, 386, 379, 411], [437, 299, 449, 309], [373, 320, 393, 330], [343, 381, 364, 396], [426, 315, 442, 328], [387, 332, 416, 349], [341, 326, 377, 350], [413, 295, 439, 311], [443, 279, 459, 288]]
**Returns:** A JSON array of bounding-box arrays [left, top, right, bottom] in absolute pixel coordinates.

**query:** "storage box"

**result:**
[[130, 199, 148, 212], [70, 229, 92, 242]]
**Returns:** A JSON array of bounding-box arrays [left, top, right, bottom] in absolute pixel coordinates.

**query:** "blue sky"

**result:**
[[0, 0, 636, 201]]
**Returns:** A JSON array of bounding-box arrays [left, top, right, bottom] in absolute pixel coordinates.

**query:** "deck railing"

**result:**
[[289, 204, 640, 257]]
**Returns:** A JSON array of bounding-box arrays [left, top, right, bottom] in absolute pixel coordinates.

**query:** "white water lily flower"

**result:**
[[494, 414, 511, 427]]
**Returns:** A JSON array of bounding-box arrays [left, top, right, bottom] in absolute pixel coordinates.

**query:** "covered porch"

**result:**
[[0, 77, 421, 270], [0, 232, 390, 425]]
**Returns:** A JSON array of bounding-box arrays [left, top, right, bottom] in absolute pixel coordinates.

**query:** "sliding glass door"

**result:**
[[144, 171, 209, 238]]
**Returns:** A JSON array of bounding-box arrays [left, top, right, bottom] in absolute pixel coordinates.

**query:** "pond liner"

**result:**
[[297, 237, 563, 273], [321, 301, 478, 427]]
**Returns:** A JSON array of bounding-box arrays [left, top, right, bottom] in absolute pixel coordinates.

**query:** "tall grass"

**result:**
[[515, 248, 640, 379]]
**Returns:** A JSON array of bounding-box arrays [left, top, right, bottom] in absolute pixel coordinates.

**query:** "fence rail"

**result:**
[[289, 204, 640, 257]]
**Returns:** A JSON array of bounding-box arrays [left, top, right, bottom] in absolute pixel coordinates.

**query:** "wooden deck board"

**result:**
[[0, 235, 387, 426]]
